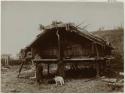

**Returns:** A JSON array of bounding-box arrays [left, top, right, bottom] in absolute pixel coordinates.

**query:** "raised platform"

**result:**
[[32, 57, 113, 64]]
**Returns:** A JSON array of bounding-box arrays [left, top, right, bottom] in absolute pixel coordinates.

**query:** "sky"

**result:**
[[1, 1, 124, 57]]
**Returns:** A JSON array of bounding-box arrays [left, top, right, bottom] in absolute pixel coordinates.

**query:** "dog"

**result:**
[[119, 72, 124, 76], [54, 76, 64, 86]]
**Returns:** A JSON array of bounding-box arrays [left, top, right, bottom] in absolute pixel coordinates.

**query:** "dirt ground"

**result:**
[[1, 65, 124, 93]]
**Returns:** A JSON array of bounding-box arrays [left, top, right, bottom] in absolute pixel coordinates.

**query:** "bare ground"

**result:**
[[1, 65, 124, 93]]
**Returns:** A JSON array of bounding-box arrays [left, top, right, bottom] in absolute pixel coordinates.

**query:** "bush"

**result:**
[[111, 51, 124, 72]]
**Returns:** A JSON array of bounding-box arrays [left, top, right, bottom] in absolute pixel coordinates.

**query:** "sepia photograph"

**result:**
[[1, 0, 124, 93]]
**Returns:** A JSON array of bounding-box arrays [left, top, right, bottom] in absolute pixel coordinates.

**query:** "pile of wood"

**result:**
[[101, 72, 124, 90]]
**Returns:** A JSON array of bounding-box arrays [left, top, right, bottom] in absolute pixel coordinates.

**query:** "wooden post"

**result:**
[[4, 55, 9, 66], [7, 56, 9, 65], [31, 48, 34, 65], [47, 64, 50, 75], [102, 60, 106, 75], [95, 44, 99, 57], [56, 29, 62, 60], [36, 63, 43, 85], [91, 43, 94, 56], [56, 29, 65, 77], [96, 62, 100, 77], [102, 45, 104, 57], [57, 61, 65, 77], [17, 59, 25, 78], [95, 43, 100, 77]]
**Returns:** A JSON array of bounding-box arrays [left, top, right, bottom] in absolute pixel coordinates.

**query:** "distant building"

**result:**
[[1, 54, 11, 66]]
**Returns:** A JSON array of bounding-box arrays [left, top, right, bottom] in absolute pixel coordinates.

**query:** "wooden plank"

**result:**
[[64, 57, 104, 61], [33, 59, 58, 62], [33, 57, 106, 62], [64, 58, 95, 61]]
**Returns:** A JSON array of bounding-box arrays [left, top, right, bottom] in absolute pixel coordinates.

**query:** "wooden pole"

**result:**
[[17, 59, 25, 78], [7, 56, 9, 66], [56, 30, 61, 60], [36, 63, 43, 85], [95, 44, 99, 57], [91, 43, 94, 56], [95, 43, 100, 77], [47, 64, 50, 75], [31, 48, 33, 65], [56, 28, 65, 77]]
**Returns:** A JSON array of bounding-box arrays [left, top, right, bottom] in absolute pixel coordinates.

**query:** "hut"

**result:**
[[18, 21, 114, 82]]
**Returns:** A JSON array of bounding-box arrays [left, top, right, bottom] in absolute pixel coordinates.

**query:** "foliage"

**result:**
[[92, 27, 124, 72]]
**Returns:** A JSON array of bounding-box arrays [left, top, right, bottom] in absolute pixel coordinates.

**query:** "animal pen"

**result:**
[[18, 21, 113, 83]]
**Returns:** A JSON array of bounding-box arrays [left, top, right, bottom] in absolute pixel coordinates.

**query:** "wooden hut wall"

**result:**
[[30, 29, 107, 59], [63, 36, 93, 58], [63, 40, 107, 58], [32, 40, 106, 59], [32, 43, 58, 59], [41, 46, 58, 59], [32, 42, 106, 59]]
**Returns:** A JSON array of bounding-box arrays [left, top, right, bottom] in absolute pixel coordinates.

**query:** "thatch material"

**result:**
[[26, 22, 112, 49]]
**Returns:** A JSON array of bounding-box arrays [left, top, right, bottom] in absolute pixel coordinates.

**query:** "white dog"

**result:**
[[54, 76, 64, 86], [119, 72, 124, 76]]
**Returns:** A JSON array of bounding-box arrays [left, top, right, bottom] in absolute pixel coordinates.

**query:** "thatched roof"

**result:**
[[26, 21, 112, 50]]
